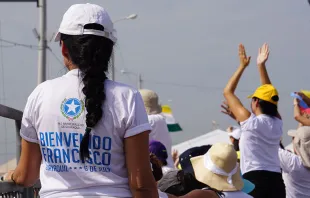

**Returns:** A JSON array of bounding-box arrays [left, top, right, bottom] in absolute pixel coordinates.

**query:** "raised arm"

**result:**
[[223, 44, 251, 122], [257, 43, 271, 85], [257, 43, 282, 119]]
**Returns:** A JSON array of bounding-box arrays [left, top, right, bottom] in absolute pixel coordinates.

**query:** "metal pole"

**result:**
[[111, 50, 115, 81], [37, 0, 47, 84], [138, 73, 142, 89]]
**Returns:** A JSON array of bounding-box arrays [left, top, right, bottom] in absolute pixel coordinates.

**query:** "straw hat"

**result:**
[[293, 126, 310, 169], [190, 143, 244, 191], [139, 89, 162, 115]]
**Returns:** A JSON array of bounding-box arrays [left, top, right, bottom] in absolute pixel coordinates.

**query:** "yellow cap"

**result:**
[[301, 90, 310, 98], [247, 84, 279, 105]]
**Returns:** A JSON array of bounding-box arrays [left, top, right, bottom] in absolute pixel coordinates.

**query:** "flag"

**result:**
[[161, 105, 182, 132]]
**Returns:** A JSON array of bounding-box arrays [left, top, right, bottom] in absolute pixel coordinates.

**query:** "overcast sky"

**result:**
[[0, 0, 309, 166]]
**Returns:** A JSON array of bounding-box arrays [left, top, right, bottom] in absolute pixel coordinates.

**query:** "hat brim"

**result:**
[[145, 105, 162, 115], [247, 94, 253, 99], [293, 128, 310, 168], [288, 130, 297, 137], [190, 156, 244, 191], [54, 32, 61, 42]]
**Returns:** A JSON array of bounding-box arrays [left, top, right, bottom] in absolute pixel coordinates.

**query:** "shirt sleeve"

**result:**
[[20, 86, 42, 144], [240, 113, 258, 131], [124, 91, 152, 138], [278, 148, 299, 173]]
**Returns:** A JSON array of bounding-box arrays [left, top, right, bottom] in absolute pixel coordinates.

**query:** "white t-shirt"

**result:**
[[239, 114, 283, 174], [20, 69, 152, 198], [222, 191, 253, 198], [279, 148, 310, 198], [148, 114, 174, 168]]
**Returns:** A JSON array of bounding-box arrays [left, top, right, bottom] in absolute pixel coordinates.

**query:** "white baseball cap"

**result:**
[[54, 3, 117, 43], [228, 126, 242, 140]]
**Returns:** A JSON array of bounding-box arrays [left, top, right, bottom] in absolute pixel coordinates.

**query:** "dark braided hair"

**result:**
[[60, 23, 114, 161]]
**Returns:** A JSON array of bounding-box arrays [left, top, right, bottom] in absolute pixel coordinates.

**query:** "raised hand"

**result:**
[[221, 100, 236, 120], [172, 149, 179, 163], [257, 43, 270, 65], [239, 44, 251, 68]]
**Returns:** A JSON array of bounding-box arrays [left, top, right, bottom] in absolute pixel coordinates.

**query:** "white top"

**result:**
[[279, 148, 310, 198], [239, 114, 282, 174], [148, 114, 174, 168], [222, 191, 253, 198], [20, 69, 151, 198]]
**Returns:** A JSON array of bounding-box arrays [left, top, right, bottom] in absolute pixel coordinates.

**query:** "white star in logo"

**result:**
[[66, 100, 79, 114]]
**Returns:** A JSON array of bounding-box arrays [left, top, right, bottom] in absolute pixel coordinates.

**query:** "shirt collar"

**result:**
[[65, 69, 80, 77]]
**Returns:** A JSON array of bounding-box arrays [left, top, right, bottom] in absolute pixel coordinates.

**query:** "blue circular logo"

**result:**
[[61, 98, 84, 120]]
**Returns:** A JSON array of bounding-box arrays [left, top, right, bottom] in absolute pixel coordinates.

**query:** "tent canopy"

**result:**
[[172, 129, 230, 154]]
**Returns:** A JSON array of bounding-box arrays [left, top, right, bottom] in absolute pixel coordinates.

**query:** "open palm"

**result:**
[[239, 44, 251, 67], [257, 43, 270, 65]]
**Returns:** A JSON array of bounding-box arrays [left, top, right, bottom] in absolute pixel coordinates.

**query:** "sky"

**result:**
[[0, 0, 309, 167]]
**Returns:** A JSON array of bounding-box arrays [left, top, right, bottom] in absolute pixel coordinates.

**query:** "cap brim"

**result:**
[[54, 32, 60, 42], [288, 130, 297, 137], [247, 94, 253, 99], [241, 178, 255, 194]]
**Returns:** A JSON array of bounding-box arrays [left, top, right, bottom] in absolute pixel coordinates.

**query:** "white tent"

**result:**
[[172, 129, 230, 154]]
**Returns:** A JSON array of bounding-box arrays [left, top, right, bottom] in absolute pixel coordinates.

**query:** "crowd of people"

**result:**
[[1, 3, 310, 198]]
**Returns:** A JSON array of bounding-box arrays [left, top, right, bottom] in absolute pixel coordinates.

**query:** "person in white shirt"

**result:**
[[139, 89, 174, 168], [279, 127, 310, 198], [223, 43, 285, 198], [4, 3, 160, 198]]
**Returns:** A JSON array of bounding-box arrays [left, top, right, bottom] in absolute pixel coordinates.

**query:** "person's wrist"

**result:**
[[239, 64, 246, 68]]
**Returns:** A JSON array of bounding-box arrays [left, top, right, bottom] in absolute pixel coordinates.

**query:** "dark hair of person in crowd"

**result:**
[[60, 23, 114, 161], [232, 139, 239, 151], [252, 96, 279, 117], [150, 153, 163, 182], [164, 170, 224, 197]]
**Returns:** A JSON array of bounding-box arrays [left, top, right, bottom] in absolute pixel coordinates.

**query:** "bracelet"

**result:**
[[11, 173, 16, 184]]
